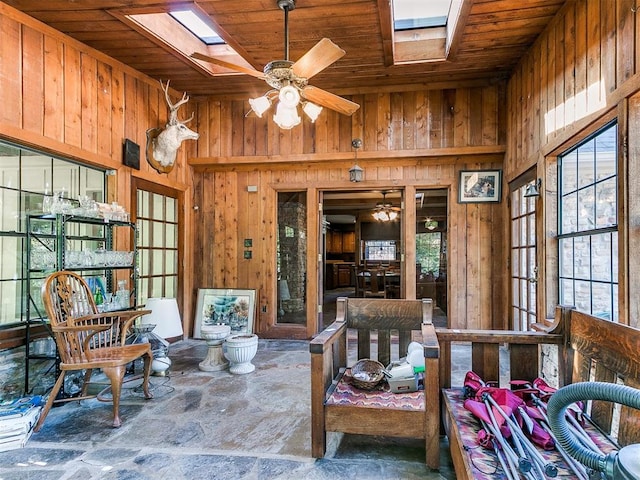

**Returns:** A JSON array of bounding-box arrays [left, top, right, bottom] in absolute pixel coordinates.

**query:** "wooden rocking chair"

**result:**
[[34, 271, 153, 431]]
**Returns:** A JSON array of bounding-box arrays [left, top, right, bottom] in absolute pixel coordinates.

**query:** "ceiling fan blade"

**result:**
[[302, 86, 360, 116], [292, 38, 345, 79], [191, 52, 264, 79]]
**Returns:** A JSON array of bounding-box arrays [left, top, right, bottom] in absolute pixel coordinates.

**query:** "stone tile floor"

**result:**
[[0, 338, 456, 480]]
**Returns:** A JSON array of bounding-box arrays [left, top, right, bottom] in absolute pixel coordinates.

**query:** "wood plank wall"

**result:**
[[505, 0, 639, 177], [506, 0, 640, 327], [191, 86, 507, 336], [0, 4, 196, 336], [194, 88, 503, 158]]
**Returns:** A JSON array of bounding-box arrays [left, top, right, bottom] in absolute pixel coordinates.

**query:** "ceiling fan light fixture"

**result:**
[[273, 102, 301, 129], [279, 85, 301, 108], [190, 0, 360, 130], [372, 191, 399, 222], [372, 210, 388, 222], [249, 95, 272, 117], [303, 101, 323, 122]]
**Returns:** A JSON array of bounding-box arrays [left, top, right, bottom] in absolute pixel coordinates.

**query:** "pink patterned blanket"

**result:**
[[325, 369, 423, 411]]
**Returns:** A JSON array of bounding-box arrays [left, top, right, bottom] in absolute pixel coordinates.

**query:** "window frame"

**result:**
[[556, 121, 618, 321], [0, 140, 106, 329]]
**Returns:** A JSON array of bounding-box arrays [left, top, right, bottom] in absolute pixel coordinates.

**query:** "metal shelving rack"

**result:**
[[24, 213, 138, 395]]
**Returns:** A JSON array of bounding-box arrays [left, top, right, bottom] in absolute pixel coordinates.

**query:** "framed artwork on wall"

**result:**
[[193, 288, 256, 339], [458, 169, 502, 203]]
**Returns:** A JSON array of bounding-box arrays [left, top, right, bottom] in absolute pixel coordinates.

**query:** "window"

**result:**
[[0, 140, 105, 327], [364, 240, 396, 261], [389, 0, 459, 64], [122, 7, 252, 75], [136, 189, 179, 303], [169, 10, 224, 45], [393, 0, 452, 30], [511, 182, 537, 330], [558, 122, 618, 321], [416, 232, 442, 275]]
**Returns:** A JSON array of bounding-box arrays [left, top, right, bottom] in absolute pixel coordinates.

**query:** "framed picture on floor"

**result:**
[[194, 288, 256, 339], [458, 169, 502, 203]]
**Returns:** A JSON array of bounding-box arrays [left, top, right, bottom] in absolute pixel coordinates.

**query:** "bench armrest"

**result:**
[[420, 322, 440, 359]]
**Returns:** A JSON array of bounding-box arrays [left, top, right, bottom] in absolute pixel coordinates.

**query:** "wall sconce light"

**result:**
[[349, 138, 364, 182], [523, 178, 542, 198]]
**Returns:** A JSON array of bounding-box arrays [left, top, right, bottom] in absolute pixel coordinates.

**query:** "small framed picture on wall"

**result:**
[[458, 169, 502, 203]]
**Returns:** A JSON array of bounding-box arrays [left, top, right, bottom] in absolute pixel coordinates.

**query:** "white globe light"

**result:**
[[278, 85, 300, 108]]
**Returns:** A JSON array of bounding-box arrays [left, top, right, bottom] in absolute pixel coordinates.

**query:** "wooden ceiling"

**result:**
[[323, 189, 448, 223], [5, 0, 566, 99]]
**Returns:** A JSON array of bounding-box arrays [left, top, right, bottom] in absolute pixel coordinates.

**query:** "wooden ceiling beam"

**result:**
[[189, 145, 506, 169]]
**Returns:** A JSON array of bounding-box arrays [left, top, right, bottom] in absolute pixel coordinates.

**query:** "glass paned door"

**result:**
[[511, 182, 537, 330], [135, 186, 179, 305]]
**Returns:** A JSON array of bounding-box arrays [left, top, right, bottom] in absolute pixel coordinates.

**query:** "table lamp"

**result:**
[[140, 298, 183, 375]]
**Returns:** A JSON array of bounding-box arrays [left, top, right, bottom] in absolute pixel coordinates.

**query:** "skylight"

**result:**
[[170, 9, 224, 45], [393, 0, 452, 30]]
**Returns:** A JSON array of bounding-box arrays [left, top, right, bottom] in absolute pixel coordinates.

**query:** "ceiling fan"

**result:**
[[373, 192, 401, 222], [191, 0, 360, 127]]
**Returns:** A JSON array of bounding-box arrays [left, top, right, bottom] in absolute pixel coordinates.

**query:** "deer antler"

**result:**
[[160, 80, 191, 126]]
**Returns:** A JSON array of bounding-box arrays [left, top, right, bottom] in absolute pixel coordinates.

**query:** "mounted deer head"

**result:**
[[146, 80, 199, 174]]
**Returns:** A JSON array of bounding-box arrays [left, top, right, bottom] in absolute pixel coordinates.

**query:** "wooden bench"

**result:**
[[428, 305, 640, 479], [310, 297, 440, 469]]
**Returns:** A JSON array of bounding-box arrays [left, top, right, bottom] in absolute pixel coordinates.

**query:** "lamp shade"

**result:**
[[249, 96, 271, 117], [279, 279, 291, 301], [302, 102, 323, 122], [273, 102, 301, 129], [141, 298, 183, 339]]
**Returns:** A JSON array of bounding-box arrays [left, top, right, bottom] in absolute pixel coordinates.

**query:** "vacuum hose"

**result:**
[[547, 382, 640, 479]]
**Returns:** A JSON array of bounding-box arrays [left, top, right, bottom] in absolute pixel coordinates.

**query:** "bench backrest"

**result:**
[[434, 305, 640, 447], [338, 297, 433, 366], [559, 307, 640, 446]]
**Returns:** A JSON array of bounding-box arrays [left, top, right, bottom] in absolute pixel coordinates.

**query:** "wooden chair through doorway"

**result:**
[[34, 271, 153, 432], [360, 269, 387, 298]]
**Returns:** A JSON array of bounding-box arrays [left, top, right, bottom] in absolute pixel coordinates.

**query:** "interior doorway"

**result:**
[[321, 188, 448, 326]]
